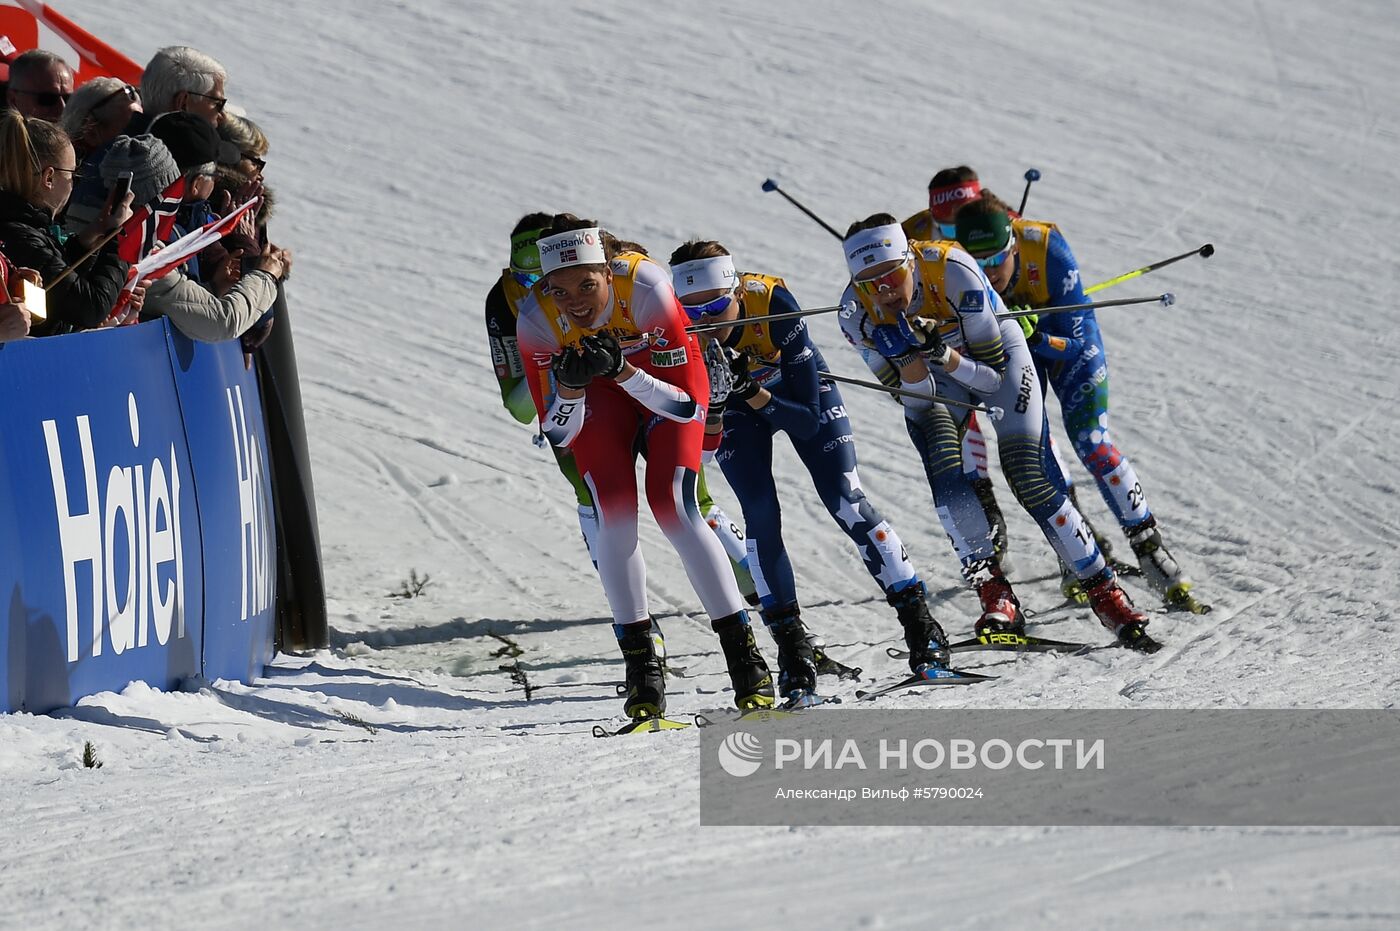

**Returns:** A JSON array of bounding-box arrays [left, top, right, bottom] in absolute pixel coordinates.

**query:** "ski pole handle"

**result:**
[[1085, 243, 1213, 295], [1016, 168, 1041, 215]]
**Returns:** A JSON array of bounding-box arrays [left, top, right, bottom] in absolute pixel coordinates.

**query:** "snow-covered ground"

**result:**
[[4, 1, 1399, 927]]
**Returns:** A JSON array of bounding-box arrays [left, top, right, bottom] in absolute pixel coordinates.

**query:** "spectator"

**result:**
[[5, 50, 73, 121], [61, 79, 145, 232], [148, 112, 228, 278], [218, 114, 267, 182], [213, 114, 271, 236], [140, 237, 291, 342], [104, 117, 292, 342], [0, 111, 131, 335], [135, 46, 228, 131], [60, 78, 142, 160], [98, 133, 181, 213], [0, 251, 35, 342], [0, 300, 29, 340]]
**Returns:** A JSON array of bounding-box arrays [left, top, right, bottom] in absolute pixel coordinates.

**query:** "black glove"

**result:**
[[552, 347, 595, 390], [728, 351, 760, 403], [921, 326, 950, 365], [579, 331, 625, 379]]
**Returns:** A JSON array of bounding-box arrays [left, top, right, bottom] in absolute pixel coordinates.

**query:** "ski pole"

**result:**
[[1016, 168, 1041, 215], [686, 302, 847, 334], [761, 178, 844, 241], [996, 293, 1174, 320], [1085, 243, 1214, 294], [817, 369, 1004, 420]]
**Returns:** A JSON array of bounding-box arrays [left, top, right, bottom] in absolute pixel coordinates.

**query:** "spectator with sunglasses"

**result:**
[[60, 79, 142, 160], [515, 214, 777, 720], [62, 80, 145, 232], [4, 49, 73, 122], [219, 114, 267, 181], [213, 114, 272, 240], [0, 111, 131, 335], [836, 213, 1160, 652], [953, 194, 1204, 614], [132, 46, 228, 133], [670, 239, 951, 696]]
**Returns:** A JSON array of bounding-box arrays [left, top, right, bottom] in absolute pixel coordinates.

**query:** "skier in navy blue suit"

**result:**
[[669, 239, 952, 701]]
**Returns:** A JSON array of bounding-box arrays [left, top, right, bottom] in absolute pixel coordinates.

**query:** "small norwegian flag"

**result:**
[[115, 176, 188, 264], [105, 196, 262, 323]]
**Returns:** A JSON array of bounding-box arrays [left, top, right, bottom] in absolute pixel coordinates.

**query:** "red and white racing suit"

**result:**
[[517, 253, 745, 625]]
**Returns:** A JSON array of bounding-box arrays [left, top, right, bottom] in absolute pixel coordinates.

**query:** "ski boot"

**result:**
[[617, 621, 667, 719], [1083, 570, 1160, 653], [1059, 559, 1089, 605], [973, 567, 1024, 637], [763, 605, 818, 701], [973, 476, 1010, 568], [715, 614, 776, 711], [888, 582, 951, 672], [805, 631, 862, 680], [1128, 517, 1210, 614]]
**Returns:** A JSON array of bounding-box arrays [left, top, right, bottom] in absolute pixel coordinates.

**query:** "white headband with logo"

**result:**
[[538, 227, 608, 276], [670, 256, 738, 299], [844, 224, 909, 277]]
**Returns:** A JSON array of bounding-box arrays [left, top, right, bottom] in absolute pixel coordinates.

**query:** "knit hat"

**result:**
[[953, 200, 1013, 257], [99, 135, 180, 210], [148, 111, 237, 173]]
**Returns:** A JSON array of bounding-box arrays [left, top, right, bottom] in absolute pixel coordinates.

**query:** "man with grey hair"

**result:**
[[134, 46, 228, 131], [5, 49, 74, 121]]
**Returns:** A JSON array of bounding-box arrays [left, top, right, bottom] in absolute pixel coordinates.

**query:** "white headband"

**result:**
[[670, 256, 738, 298], [538, 227, 608, 276], [844, 224, 909, 277]]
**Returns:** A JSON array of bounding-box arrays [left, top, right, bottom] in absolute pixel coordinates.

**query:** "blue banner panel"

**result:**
[[0, 320, 276, 713], [165, 328, 276, 684]]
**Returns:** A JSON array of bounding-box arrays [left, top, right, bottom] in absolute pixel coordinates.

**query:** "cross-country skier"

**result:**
[[895, 166, 1012, 566], [953, 194, 1205, 612], [484, 215, 757, 601], [907, 169, 1116, 598], [669, 240, 951, 693], [836, 214, 1158, 650], [516, 214, 776, 718]]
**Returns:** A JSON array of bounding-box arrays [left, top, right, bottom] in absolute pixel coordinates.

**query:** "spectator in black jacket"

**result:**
[[0, 110, 132, 335]]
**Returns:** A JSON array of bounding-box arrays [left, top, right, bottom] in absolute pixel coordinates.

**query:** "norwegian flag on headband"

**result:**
[[106, 196, 263, 323], [115, 176, 187, 264]]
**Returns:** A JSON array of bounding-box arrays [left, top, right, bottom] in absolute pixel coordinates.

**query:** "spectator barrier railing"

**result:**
[[1, 319, 277, 712]]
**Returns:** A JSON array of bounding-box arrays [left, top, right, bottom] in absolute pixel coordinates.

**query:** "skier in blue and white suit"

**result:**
[[834, 213, 1158, 651], [669, 239, 952, 694]]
